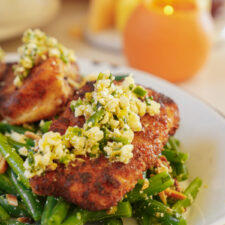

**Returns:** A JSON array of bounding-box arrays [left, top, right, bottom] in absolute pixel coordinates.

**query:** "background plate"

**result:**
[[0, 0, 60, 41]]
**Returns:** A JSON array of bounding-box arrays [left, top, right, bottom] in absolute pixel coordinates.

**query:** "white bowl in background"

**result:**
[[0, 0, 60, 41]]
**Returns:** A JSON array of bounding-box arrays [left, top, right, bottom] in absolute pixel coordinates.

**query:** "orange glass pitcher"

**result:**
[[123, 0, 214, 82]]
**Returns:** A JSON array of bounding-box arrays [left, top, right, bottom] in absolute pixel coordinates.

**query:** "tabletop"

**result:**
[[1, 0, 225, 116]]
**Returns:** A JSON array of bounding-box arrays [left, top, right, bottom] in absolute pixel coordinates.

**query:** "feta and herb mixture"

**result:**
[[24, 73, 160, 178], [13, 29, 76, 87]]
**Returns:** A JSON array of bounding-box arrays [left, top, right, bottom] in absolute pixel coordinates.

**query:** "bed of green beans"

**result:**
[[0, 122, 202, 225]]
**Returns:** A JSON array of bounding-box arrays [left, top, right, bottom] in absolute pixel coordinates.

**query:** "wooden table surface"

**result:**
[[1, 0, 225, 116]]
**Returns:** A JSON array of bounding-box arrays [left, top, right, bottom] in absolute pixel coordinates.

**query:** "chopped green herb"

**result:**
[[87, 108, 105, 126], [114, 74, 129, 81], [133, 86, 147, 97], [40, 120, 52, 133], [70, 99, 83, 112]]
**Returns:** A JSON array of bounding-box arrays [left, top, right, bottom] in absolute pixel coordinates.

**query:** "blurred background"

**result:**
[[0, 0, 225, 114]]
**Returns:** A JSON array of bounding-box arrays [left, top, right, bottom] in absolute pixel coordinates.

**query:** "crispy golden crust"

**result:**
[[30, 82, 180, 211], [0, 57, 80, 125]]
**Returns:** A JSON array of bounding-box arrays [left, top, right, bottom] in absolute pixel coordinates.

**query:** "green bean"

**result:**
[[158, 214, 187, 225], [7, 137, 29, 152], [133, 86, 147, 97], [9, 169, 42, 221], [60, 212, 84, 225], [126, 172, 174, 203], [40, 121, 52, 133], [135, 198, 172, 216], [111, 136, 129, 145], [62, 202, 132, 225], [164, 142, 171, 150], [0, 204, 10, 221], [126, 179, 145, 203], [0, 174, 17, 196], [132, 196, 151, 225], [0, 195, 30, 218], [0, 123, 31, 134], [87, 108, 105, 126], [163, 137, 189, 181], [164, 137, 180, 152], [171, 163, 189, 181], [48, 198, 70, 225], [134, 199, 185, 225], [0, 134, 29, 188], [172, 177, 202, 213], [162, 150, 189, 163], [114, 74, 129, 81], [6, 135, 34, 150], [136, 214, 152, 225], [25, 138, 35, 148], [145, 172, 174, 196], [87, 201, 132, 221], [41, 196, 58, 225], [134, 210, 152, 225], [102, 218, 123, 225], [168, 137, 180, 152]]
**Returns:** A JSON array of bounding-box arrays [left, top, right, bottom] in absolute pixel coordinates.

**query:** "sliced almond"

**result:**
[[6, 194, 18, 207], [17, 217, 31, 223], [24, 131, 40, 140], [159, 191, 167, 205], [0, 153, 7, 174], [165, 189, 187, 200]]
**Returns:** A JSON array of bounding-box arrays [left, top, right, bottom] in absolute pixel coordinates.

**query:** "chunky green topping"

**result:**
[[24, 73, 161, 178], [13, 29, 76, 87], [133, 86, 147, 97], [0, 47, 5, 62]]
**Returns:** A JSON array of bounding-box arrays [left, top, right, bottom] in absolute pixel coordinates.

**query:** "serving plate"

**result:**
[[5, 54, 225, 225]]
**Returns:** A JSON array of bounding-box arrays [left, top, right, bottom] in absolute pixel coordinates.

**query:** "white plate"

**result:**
[[84, 28, 122, 52], [5, 54, 225, 225]]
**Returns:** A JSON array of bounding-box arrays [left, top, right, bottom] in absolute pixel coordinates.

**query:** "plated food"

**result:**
[[0, 30, 202, 225], [0, 29, 80, 125]]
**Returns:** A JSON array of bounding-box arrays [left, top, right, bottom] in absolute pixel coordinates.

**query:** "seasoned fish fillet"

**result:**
[[30, 82, 180, 211], [0, 57, 80, 124]]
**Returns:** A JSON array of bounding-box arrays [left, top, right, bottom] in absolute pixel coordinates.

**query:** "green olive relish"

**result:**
[[0, 47, 5, 62], [13, 29, 76, 87], [24, 73, 160, 178]]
